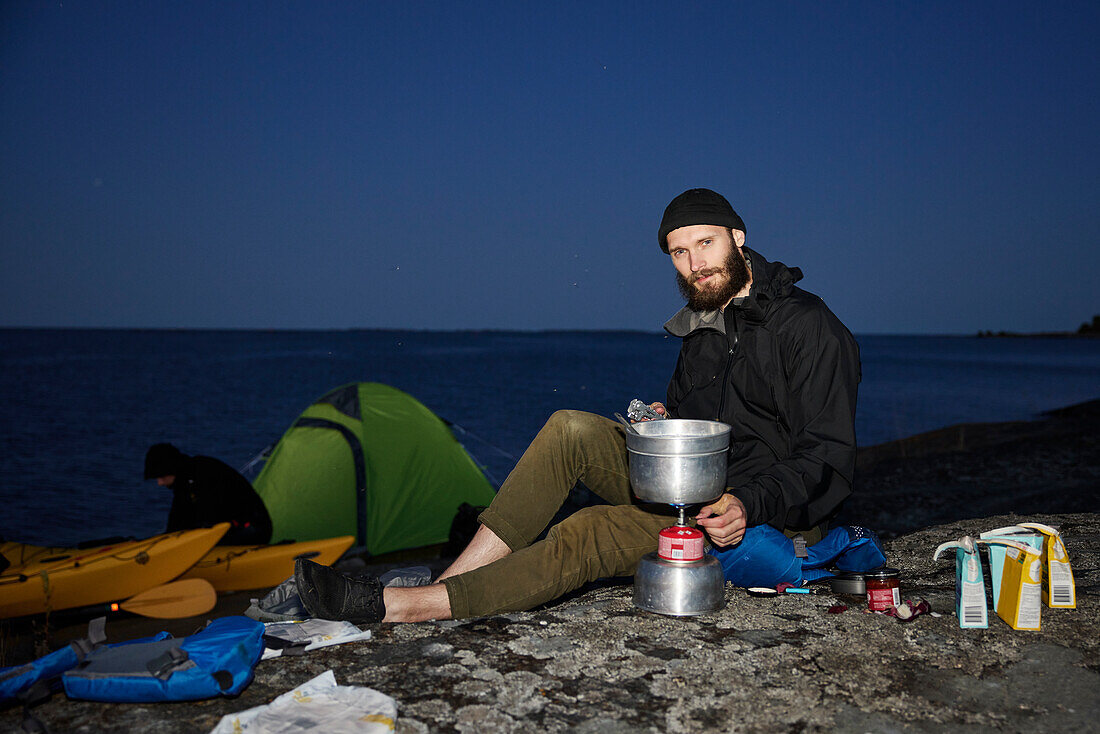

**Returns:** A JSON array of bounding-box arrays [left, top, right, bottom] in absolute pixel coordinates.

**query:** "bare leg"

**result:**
[[436, 524, 511, 582], [438, 411, 631, 584], [382, 584, 452, 622], [380, 527, 507, 622], [443, 503, 668, 619], [369, 411, 637, 623]]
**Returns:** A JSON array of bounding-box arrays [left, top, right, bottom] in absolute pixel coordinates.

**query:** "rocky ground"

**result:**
[[841, 399, 1100, 537], [2, 401, 1098, 733]]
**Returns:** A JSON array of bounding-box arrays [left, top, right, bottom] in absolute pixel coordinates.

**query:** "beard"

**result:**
[[676, 247, 752, 311]]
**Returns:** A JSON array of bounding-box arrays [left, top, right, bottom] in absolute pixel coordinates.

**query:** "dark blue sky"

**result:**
[[2, 1, 1097, 333]]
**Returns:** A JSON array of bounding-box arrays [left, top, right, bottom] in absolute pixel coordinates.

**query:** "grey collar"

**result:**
[[663, 306, 725, 338]]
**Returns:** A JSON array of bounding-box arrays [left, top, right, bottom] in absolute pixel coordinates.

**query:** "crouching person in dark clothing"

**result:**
[[145, 442, 273, 545]]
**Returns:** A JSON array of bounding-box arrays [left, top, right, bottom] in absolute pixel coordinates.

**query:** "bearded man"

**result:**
[[295, 188, 861, 623]]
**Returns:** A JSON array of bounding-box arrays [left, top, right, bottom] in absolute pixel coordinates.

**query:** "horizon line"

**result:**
[[2, 325, 1090, 339]]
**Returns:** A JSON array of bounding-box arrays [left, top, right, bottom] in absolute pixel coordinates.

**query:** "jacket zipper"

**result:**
[[716, 310, 738, 421], [771, 386, 788, 434]]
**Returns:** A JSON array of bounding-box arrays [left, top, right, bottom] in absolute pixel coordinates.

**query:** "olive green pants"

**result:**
[[442, 410, 674, 618]]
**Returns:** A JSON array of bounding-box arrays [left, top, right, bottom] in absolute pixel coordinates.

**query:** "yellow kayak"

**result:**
[[179, 535, 354, 591], [0, 524, 229, 619]]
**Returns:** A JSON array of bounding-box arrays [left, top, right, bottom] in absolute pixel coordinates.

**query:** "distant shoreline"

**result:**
[[977, 330, 1099, 338], [978, 314, 1100, 338]]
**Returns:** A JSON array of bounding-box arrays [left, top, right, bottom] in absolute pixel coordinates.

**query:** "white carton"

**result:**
[[934, 536, 988, 629]]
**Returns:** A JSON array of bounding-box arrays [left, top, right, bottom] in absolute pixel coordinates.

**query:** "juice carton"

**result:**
[[978, 525, 1042, 612], [933, 536, 988, 629], [980, 538, 1043, 631], [1018, 522, 1076, 608]]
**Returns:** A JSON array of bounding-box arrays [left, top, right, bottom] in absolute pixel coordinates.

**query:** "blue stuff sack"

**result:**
[[62, 616, 264, 702], [709, 525, 887, 587]]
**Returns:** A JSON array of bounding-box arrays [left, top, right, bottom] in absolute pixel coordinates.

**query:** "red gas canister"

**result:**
[[658, 526, 705, 561]]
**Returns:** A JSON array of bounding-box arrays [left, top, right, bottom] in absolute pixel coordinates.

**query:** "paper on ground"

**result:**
[[210, 669, 396, 733], [261, 619, 372, 659]]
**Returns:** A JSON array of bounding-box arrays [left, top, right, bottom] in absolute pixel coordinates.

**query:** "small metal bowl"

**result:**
[[829, 572, 866, 595]]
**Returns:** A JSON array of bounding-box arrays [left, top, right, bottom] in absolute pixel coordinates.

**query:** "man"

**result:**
[[296, 188, 860, 623], [145, 442, 273, 545]]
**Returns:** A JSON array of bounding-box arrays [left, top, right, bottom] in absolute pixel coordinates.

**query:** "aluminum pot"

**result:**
[[626, 419, 731, 505], [633, 552, 726, 616]]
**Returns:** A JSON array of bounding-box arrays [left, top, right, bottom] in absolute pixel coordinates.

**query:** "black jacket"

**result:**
[[167, 454, 273, 545], [664, 247, 860, 531]]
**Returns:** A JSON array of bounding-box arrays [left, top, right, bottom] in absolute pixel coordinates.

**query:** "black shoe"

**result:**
[[295, 558, 386, 623]]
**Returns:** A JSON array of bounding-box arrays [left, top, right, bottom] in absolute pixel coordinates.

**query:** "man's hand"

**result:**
[[695, 493, 747, 547], [647, 402, 667, 419]]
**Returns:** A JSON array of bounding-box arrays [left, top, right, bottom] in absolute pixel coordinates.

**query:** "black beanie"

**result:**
[[145, 443, 184, 479], [658, 188, 746, 253]]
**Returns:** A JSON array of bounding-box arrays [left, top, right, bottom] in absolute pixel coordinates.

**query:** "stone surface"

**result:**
[[843, 399, 1100, 537], [2, 512, 1097, 733]]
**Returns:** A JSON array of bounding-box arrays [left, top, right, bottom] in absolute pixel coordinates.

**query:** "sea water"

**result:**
[[1, 329, 1098, 546]]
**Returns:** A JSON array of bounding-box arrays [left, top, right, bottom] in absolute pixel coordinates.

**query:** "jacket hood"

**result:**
[[663, 247, 803, 337], [145, 443, 187, 479]]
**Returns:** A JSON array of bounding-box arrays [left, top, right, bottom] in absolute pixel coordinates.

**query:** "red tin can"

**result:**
[[658, 526, 705, 561]]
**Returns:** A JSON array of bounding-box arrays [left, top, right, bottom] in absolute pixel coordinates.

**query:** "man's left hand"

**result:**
[[695, 493, 747, 547]]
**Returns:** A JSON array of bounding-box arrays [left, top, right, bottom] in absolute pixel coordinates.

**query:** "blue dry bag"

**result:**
[[709, 525, 887, 587], [62, 616, 265, 703]]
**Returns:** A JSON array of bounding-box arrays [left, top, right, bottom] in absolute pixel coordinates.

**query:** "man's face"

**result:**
[[156, 475, 176, 488], [668, 225, 751, 311]]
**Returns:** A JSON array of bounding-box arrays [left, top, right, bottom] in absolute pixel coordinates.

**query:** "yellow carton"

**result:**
[[982, 539, 1043, 631], [1019, 522, 1076, 608]]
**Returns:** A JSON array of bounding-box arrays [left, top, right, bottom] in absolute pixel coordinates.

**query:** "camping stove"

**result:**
[[633, 504, 726, 616], [624, 419, 731, 617]]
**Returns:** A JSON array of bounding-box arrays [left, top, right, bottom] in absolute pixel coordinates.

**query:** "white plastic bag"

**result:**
[[210, 670, 396, 733]]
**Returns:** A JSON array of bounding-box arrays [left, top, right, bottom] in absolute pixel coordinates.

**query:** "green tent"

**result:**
[[254, 382, 496, 556]]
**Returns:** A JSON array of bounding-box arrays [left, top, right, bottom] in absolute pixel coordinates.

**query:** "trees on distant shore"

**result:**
[[976, 314, 1099, 338], [1078, 315, 1100, 335]]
